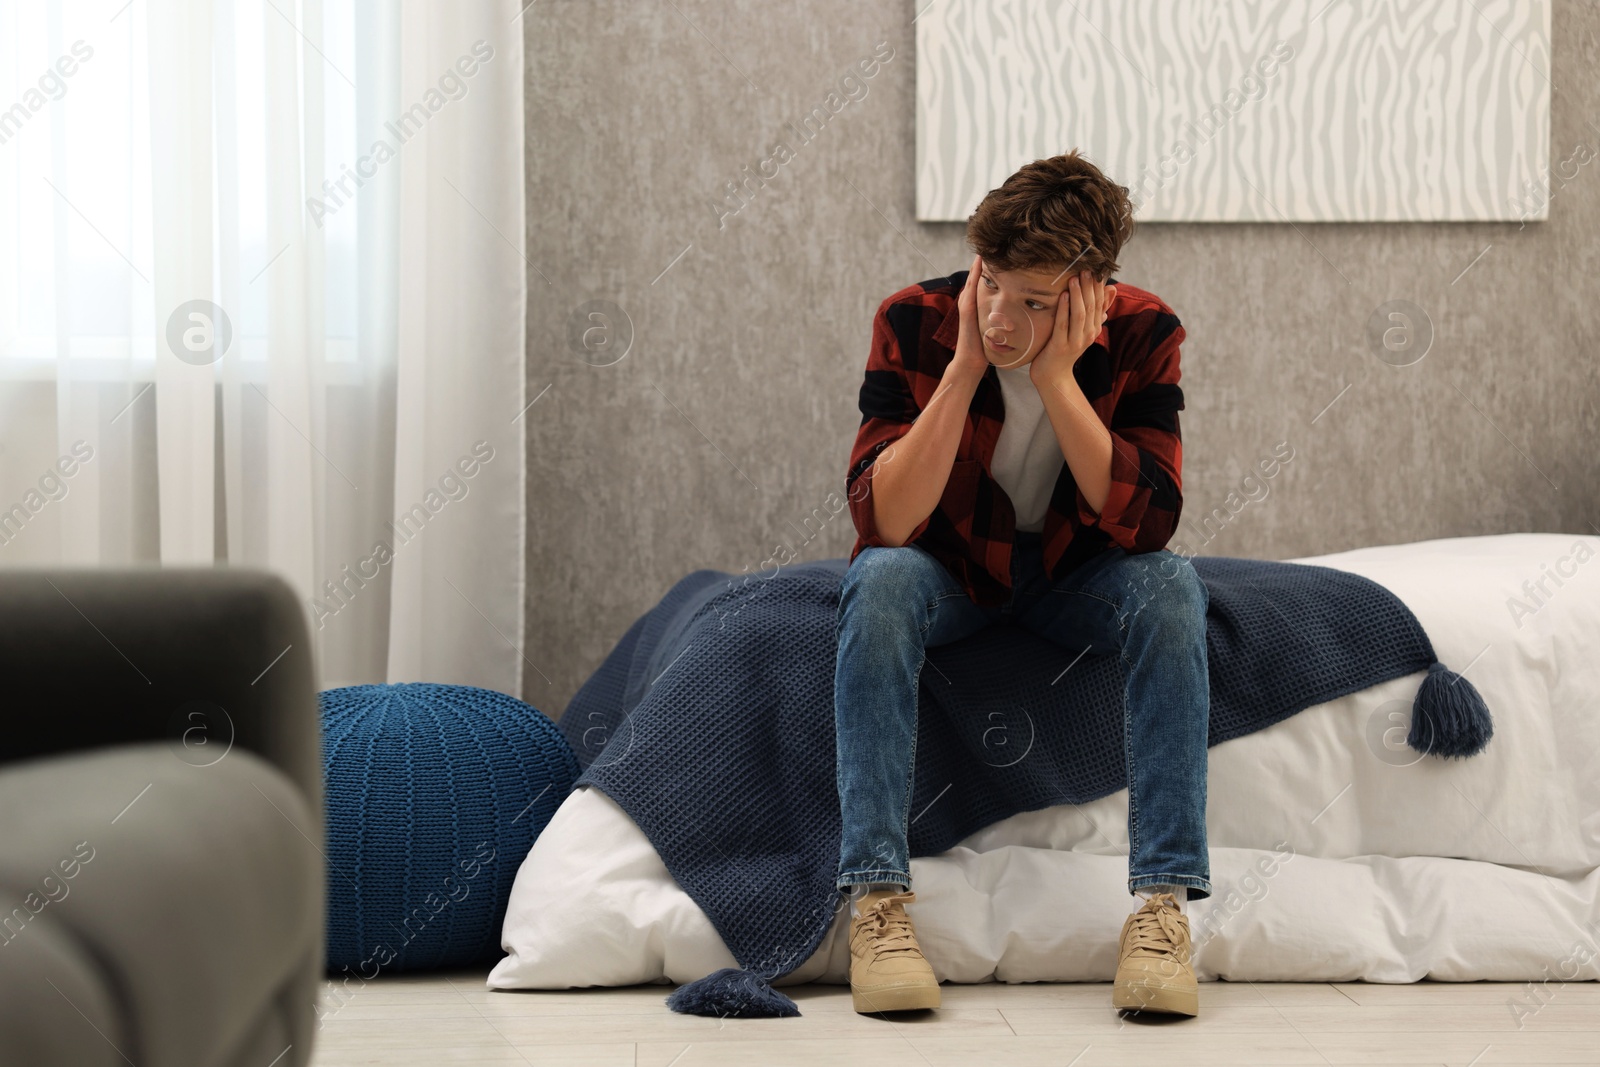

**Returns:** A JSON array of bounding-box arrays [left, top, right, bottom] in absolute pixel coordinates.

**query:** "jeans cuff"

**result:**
[[1129, 873, 1211, 902], [836, 868, 911, 892]]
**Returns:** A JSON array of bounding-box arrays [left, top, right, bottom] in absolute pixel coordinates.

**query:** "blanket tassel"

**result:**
[[1409, 661, 1494, 758], [666, 967, 801, 1018]]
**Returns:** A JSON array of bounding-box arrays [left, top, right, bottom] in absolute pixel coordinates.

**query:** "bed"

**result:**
[[489, 533, 1600, 990]]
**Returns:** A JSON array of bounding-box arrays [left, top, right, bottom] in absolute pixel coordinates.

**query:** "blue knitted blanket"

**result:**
[[558, 555, 1491, 1018]]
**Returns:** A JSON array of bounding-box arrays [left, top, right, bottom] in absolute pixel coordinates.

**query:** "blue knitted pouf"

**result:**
[[320, 682, 578, 974]]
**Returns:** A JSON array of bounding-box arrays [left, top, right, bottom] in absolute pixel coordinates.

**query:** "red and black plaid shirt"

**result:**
[[845, 268, 1187, 608]]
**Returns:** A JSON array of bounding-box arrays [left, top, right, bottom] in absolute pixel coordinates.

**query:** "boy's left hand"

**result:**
[[1029, 269, 1116, 387]]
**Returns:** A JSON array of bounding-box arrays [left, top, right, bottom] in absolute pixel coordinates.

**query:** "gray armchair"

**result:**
[[0, 568, 322, 1067]]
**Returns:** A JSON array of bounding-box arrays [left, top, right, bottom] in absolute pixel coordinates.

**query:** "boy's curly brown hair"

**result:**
[[965, 150, 1136, 283]]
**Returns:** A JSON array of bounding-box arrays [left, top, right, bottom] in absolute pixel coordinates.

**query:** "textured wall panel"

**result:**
[[917, 0, 1552, 222]]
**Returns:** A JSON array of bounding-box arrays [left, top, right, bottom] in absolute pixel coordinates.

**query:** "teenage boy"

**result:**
[[835, 150, 1210, 1018]]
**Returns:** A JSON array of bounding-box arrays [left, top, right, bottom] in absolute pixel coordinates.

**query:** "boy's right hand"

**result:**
[[950, 253, 990, 380]]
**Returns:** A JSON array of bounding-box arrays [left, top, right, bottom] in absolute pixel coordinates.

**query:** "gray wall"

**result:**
[[522, 0, 1600, 718]]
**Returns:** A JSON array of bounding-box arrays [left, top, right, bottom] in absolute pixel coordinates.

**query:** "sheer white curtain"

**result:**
[[0, 0, 527, 693]]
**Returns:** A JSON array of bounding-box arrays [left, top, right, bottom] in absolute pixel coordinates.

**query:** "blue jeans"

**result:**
[[833, 529, 1212, 901]]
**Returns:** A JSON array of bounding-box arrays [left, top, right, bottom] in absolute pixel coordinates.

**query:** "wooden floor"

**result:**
[[306, 973, 1600, 1065]]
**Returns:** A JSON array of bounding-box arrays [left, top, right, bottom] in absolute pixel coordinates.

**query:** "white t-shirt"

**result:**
[[988, 366, 1064, 533]]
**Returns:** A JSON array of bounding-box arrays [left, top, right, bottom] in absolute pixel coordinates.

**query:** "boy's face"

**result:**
[[976, 263, 1076, 370]]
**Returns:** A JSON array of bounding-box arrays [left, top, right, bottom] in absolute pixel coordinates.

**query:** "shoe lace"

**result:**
[[1124, 893, 1191, 964], [856, 893, 921, 960]]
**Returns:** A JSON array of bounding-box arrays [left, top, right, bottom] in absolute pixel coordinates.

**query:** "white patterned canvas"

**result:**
[[916, 0, 1552, 223]]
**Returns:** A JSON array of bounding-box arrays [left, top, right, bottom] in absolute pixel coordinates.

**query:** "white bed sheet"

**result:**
[[490, 533, 1600, 988]]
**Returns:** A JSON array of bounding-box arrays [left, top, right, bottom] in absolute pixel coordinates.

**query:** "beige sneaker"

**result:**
[[1112, 891, 1198, 1016], [847, 888, 941, 1013]]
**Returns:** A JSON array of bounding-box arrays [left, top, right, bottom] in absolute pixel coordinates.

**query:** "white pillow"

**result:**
[[491, 784, 1600, 987]]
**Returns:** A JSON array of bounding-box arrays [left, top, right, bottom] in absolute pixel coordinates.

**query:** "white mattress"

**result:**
[[490, 533, 1600, 988]]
